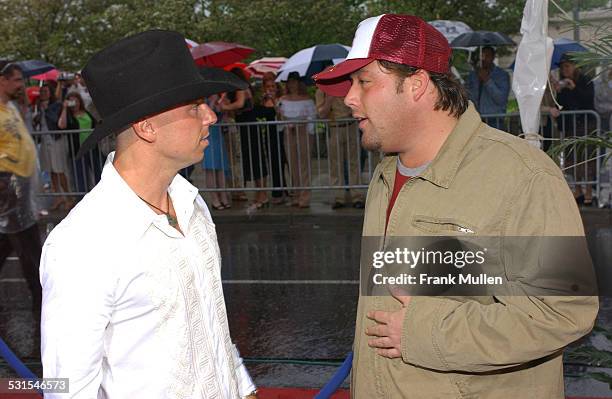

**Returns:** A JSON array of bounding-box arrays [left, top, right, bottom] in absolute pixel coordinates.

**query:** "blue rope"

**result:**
[[314, 352, 353, 399], [0, 336, 37, 379], [1, 334, 353, 398]]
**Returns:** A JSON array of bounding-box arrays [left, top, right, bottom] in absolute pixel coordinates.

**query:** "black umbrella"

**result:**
[[15, 60, 55, 78], [450, 31, 515, 48]]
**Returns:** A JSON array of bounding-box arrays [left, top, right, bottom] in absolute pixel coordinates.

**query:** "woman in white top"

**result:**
[[278, 72, 316, 208]]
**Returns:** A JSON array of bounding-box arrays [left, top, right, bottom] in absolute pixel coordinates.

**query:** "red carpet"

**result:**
[[259, 388, 348, 398], [0, 388, 608, 399]]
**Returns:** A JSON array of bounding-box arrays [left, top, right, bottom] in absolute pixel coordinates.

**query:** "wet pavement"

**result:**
[[1, 206, 611, 396]]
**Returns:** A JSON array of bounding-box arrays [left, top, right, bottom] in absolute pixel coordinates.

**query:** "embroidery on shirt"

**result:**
[[144, 239, 195, 398], [172, 208, 240, 399]]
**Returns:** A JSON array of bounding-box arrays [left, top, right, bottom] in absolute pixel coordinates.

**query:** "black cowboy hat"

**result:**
[[78, 30, 247, 158]]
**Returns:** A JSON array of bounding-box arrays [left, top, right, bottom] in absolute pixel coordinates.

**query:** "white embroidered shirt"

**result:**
[[40, 152, 255, 398]]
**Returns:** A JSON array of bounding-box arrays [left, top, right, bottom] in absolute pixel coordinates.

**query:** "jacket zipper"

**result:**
[[457, 226, 475, 234]]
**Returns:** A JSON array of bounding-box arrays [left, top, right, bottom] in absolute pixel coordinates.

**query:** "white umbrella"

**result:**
[[276, 44, 351, 82], [428, 20, 473, 44]]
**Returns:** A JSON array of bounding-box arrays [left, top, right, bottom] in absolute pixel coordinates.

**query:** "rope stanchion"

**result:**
[[314, 352, 353, 399], [0, 336, 37, 378]]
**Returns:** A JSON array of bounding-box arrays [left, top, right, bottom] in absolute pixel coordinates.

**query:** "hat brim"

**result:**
[[77, 69, 246, 158], [199, 66, 249, 89], [314, 58, 374, 97]]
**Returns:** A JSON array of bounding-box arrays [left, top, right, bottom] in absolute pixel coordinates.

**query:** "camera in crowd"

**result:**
[[58, 72, 75, 81]]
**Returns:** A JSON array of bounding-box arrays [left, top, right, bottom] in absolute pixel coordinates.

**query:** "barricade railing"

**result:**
[[483, 110, 603, 203], [31, 119, 381, 197], [31, 111, 604, 203]]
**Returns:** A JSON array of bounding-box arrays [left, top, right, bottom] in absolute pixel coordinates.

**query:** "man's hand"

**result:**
[[365, 291, 412, 359], [550, 107, 561, 118], [478, 68, 490, 83]]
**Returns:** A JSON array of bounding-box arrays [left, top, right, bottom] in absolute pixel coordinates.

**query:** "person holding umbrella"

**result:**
[[465, 46, 510, 127], [40, 31, 258, 399]]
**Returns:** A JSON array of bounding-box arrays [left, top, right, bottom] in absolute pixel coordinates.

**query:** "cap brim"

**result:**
[[314, 58, 374, 97]]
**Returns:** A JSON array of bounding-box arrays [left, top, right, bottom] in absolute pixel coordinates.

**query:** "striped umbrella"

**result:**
[[247, 57, 287, 79], [190, 41, 255, 68], [185, 38, 199, 49], [276, 44, 350, 82]]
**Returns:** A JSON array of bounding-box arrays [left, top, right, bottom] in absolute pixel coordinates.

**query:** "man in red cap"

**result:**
[[315, 14, 597, 398]]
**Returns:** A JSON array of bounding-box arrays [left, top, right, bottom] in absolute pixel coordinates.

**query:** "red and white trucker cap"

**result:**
[[314, 14, 452, 96]]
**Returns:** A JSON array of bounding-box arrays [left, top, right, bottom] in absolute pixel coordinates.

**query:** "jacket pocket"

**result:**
[[412, 215, 478, 235]]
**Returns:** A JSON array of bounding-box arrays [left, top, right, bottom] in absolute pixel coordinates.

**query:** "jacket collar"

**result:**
[[378, 102, 483, 189], [98, 151, 200, 240]]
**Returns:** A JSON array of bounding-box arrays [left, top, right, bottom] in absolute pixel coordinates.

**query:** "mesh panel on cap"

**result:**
[[368, 14, 451, 74]]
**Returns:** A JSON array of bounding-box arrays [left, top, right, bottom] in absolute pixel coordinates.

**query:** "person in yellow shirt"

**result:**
[[0, 61, 42, 313]]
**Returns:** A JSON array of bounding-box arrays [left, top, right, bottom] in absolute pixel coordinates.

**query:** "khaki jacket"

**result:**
[[353, 104, 598, 398]]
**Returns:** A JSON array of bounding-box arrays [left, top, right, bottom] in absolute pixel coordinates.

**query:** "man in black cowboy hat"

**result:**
[[40, 31, 258, 399]]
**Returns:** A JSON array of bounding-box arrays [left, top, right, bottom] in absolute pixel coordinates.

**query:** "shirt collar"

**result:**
[[99, 152, 200, 240], [378, 102, 483, 189]]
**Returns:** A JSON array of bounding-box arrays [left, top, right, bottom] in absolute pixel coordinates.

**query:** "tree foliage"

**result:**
[[549, 0, 610, 15]]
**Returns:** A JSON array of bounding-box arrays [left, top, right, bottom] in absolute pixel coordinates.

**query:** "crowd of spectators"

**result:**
[[1, 47, 610, 211]]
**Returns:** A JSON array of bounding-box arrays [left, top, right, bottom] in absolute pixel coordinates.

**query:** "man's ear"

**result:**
[[131, 119, 156, 143], [406, 70, 431, 102]]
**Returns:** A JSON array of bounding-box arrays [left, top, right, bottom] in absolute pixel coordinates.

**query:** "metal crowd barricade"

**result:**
[[482, 110, 603, 203], [210, 118, 380, 193], [31, 128, 104, 197], [31, 111, 604, 204], [29, 120, 381, 197]]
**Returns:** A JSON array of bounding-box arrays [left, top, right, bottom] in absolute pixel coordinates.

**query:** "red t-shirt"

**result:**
[[385, 169, 411, 231]]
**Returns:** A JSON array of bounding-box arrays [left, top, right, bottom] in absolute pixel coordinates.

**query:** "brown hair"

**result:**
[[38, 82, 57, 104], [378, 60, 468, 118], [66, 91, 86, 113], [262, 74, 282, 99], [261, 71, 276, 82], [286, 75, 308, 96]]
